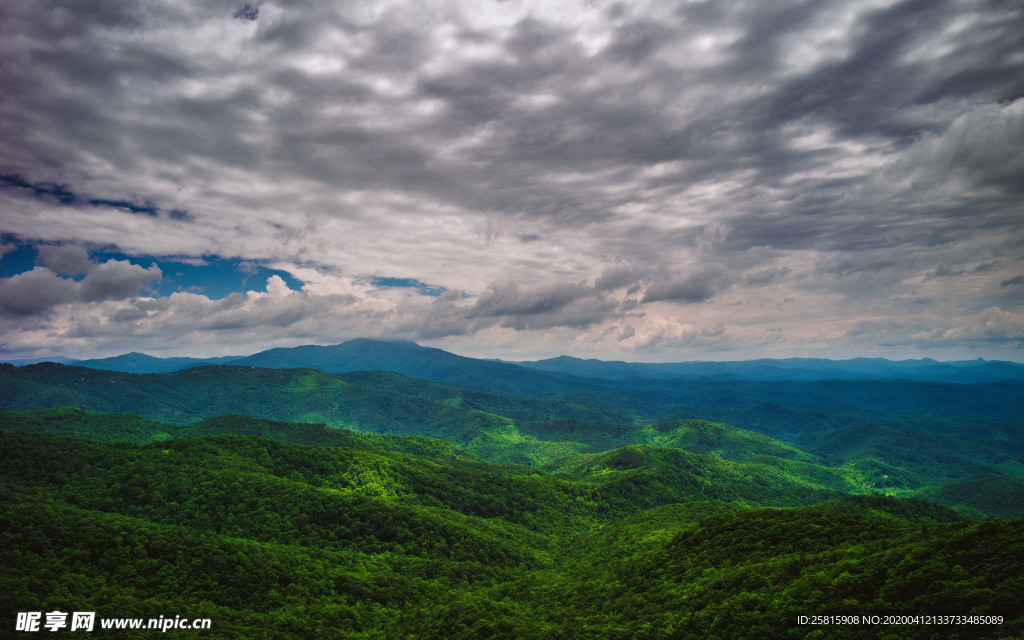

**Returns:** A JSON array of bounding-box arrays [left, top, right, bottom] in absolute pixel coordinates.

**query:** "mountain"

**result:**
[[28, 338, 1024, 383], [230, 338, 600, 395], [48, 339, 600, 395], [3, 340, 1023, 637], [71, 351, 243, 373], [516, 354, 1024, 382], [28, 341, 1024, 440], [915, 475, 1024, 520], [0, 355, 78, 366]]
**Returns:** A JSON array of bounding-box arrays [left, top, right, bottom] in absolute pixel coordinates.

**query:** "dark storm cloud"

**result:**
[[642, 267, 735, 304], [594, 265, 647, 292], [470, 281, 593, 318], [818, 254, 901, 278], [6, 0, 1017, 235], [465, 280, 618, 331]]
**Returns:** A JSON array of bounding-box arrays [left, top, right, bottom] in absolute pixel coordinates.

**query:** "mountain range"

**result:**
[[2, 340, 1023, 516], [2, 338, 1022, 638], [12, 338, 1024, 382]]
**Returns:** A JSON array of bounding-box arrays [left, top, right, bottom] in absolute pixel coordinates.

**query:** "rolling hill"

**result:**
[[2, 424, 1021, 639]]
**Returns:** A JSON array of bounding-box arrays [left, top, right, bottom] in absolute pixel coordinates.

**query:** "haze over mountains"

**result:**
[[13, 338, 1024, 383]]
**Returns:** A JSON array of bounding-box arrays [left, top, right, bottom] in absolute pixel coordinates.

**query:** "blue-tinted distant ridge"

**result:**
[[6, 340, 1024, 383]]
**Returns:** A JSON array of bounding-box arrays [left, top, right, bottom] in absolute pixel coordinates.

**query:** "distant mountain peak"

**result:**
[[345, 338, 425, 349]]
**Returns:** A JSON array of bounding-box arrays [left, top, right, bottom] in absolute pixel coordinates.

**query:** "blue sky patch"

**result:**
[[92, 252, 305, 299], [0, 237, 304, 299], [0, 174, 192, 221], [1, 174, 77, 205], [372, 277, 447, 297], [0, 238, 38, 278]]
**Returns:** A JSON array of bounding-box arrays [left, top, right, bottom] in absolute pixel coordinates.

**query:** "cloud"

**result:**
[[844, 307, 1024, 350], [0, 267, 80, 316], [742, 266, 791, 287], [594, 265, 647, 292], [37, 245, 90, 275], [68, 276, 359, 340], [465, 280, 617, 330], [642, 267, 734, 304], [80, 260, 162, 301], [0, 257, 161, 316], [0, 0, 1022, 360], [471, 281, 590, 317], [234, 4, 258, 22]]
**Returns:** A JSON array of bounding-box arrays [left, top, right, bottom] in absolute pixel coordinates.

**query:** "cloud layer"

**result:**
[[1, 0, 1022, 360]]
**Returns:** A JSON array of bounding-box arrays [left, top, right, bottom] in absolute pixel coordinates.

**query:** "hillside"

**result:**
[[0, 409, 854, 507], [0, 408, 480, 466], [3, 359, 1024, 515], [5, 360, 1024, 443], [915, 476, 1024, 520], [0, 363, 588, 465], [8, 406, 1023, 523], [1, 427, 1021, 639], [796, 423, 1024, 485]]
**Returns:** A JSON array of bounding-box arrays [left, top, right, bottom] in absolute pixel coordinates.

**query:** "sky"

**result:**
[[1, 0, 1023, 362]]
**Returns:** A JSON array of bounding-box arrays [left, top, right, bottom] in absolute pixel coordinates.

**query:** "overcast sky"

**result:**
[[1, 0, 1023, 362]]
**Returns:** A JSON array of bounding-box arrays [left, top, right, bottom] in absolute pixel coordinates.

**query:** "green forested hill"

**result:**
[[0, 363, 585, 464], [915, 476, 1024, 520], [538, 509, 1024, 640], [0, 407, 480, 465], [6, 363, 1024, 473], [796, 423, 1024, 486], [3, 352, 1023, 638], [4, 358, 1024, 524], [8, 362, 1024, 443], [0, 407, 918, 513], [2, 428, 1021, 639]]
